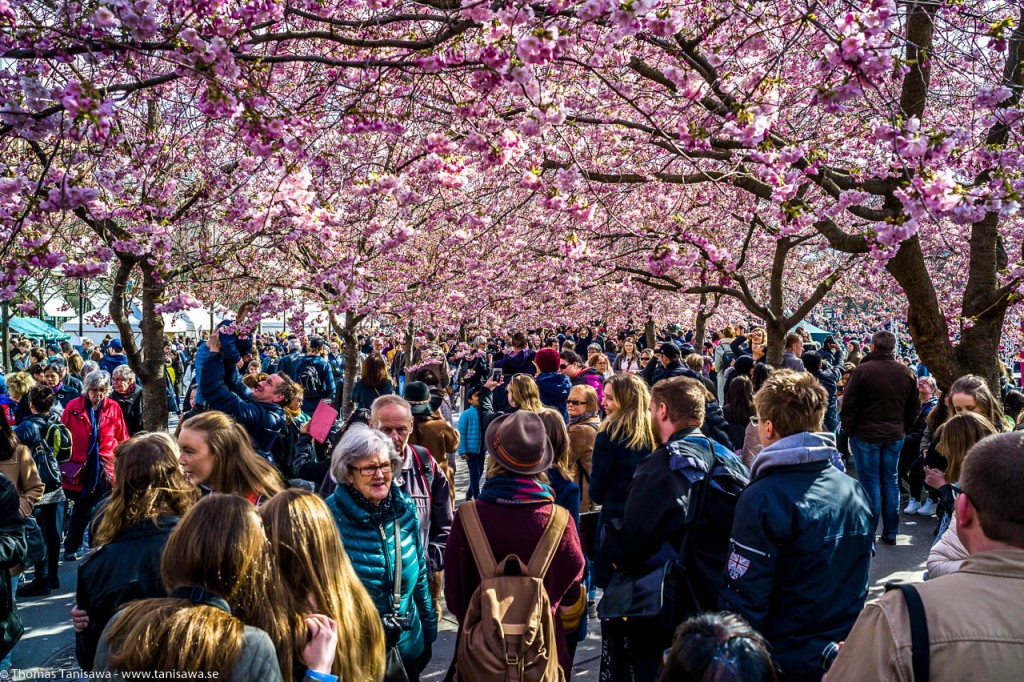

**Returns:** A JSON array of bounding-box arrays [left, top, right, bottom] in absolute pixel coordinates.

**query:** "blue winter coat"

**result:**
[[98, 353, 128, 376], [535, 372, 572, 421], [719, 432, 871, 675], [326, 484, 437, 665], [199, 351, 285, 457]]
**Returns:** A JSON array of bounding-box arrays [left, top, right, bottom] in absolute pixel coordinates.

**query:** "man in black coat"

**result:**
[[603, 376, 748, 681], [839, 330, 919, 544], [642, 342, 707, 388]]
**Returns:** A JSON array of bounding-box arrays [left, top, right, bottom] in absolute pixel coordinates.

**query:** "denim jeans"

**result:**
[[465, 452, 484, 499], [850, 436, 904, 540]]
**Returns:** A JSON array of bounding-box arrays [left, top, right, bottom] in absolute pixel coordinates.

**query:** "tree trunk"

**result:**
[[644, 317, 656, 350], [764, 320, 789, 368], [1, 302, 9, 373], [337, 312, 364, 418], [110, 258, 170, 431], [404, 320, 414, 371]]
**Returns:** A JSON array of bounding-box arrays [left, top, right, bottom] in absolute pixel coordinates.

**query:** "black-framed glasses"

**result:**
[[566, 400, 587, 406], [950, 483, 980, 511], [349, 463, 392, 478]]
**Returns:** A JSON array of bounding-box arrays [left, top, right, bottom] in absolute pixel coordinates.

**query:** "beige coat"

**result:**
[[828, 550, 1024, 682], [0, 445, 44, 516], [568, 418, 599, 511], [927, 514, 968, 579]]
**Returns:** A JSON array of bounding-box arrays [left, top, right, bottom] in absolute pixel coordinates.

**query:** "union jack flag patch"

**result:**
[[728, 551, 750, 580]]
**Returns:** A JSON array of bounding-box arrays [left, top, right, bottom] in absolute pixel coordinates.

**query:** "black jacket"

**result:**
[[349, 379, 394, 411], [719, 433, 872, 675], [642, 359, 706, 388], [603, 429, 746, 610], [0, 473, 25, 660], [812, 365, 842, 432], [840, 351, 919, 443], [701, 400, 735, 450], [76, 516, 180, 670], [110, 386, 144, 437]]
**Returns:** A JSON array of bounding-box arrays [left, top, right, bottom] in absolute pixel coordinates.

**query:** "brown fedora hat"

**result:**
[[485, 411, 554, 476]]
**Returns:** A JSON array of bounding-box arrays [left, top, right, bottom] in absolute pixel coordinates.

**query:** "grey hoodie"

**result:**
[[750, 431, 846, 479]]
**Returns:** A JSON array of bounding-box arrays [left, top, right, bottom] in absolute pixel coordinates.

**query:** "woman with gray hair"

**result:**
[[325, 424, 437, 681], [80, 360, 99, 381], [110, 365, 144, 436], [60, 369, 130, 560]]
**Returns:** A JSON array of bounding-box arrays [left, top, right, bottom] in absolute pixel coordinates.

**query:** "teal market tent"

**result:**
[[9, 316, 71, 342], [792, 322, 834, 344]]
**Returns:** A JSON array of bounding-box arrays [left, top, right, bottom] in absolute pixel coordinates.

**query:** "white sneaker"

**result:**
[[916, 499, 937, 516], [903, 499, 921, 515]]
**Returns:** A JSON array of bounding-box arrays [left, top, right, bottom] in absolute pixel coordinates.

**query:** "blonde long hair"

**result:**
[[509, 374, 544, 412], [179, 411, 285, 500], [93, 433, 200, 547], [600, 374, 656, 452], [260, 490, 386, 682]]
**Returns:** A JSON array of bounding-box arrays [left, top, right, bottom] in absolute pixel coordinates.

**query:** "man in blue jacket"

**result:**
[[294, 337, 336, 416], [720, 369, 872, 680], [199, 330, 293, 457]]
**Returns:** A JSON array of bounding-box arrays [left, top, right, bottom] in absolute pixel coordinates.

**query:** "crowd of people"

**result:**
[[0, 319, 1021, 681]]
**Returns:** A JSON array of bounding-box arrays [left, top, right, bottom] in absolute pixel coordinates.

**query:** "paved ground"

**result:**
[[8, 421, 937, 680]]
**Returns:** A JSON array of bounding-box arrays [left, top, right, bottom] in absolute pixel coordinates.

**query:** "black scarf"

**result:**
[[345, 483, 397, 525]]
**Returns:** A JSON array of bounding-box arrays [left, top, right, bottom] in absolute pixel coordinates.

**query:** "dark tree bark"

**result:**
[[109, 257, 170, 432]]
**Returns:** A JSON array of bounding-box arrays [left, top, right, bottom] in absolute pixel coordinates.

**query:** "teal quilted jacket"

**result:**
[[327, 484, 437, 664]]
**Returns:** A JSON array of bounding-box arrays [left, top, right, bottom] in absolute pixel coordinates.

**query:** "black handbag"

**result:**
[[578, 511, 600, 559]]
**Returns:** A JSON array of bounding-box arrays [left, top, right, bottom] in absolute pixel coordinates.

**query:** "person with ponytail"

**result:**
[[94, 494, 338, 681], [261, 489, 386, 682]]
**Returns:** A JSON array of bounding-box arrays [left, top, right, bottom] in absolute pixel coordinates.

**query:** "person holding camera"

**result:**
[[326, 423, 437, 681]]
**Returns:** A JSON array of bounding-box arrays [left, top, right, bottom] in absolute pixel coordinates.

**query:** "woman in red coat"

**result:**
[[61, 370, 129, 560]]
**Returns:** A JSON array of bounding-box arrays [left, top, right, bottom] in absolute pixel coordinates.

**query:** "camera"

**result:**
[[382, 613, 413, 644]]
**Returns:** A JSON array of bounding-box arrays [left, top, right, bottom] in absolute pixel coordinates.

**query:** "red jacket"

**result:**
[[61, 396, 129, 491]]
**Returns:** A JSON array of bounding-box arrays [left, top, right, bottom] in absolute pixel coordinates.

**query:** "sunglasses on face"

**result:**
[[566, 400, 588, 406], [559, 364, 569, 370]]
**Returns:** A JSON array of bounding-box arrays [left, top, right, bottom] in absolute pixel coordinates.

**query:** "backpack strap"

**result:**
[[459, 501, 497, 578], [527, 505, 568, 579], [885, 583, 930, 681]]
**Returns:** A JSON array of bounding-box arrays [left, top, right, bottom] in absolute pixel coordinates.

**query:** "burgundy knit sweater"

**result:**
[[444, 500, 586, 675]]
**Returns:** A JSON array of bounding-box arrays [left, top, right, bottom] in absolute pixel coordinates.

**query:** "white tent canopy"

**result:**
[[43, 296, 77, 319], [62, 302, 202, 343]]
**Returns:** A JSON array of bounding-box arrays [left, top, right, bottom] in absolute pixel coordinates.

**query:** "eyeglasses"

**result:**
[[950, 483, 980, 511], [559, 364, 568, 370], [566, 400, 588, 406], [749, 416, 760, 425], [350, 463, 392, 477]]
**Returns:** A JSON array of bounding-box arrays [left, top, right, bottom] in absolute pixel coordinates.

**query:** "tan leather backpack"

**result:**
[[455, 501, 568, 682]]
